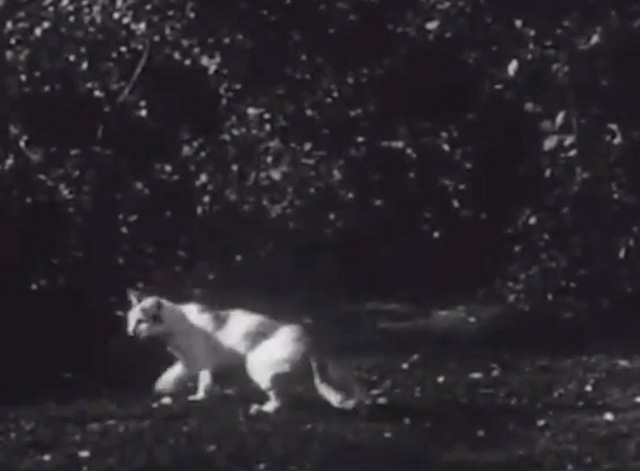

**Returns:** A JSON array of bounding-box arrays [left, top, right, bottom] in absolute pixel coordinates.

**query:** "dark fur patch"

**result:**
[[208, 308, 232, 330]]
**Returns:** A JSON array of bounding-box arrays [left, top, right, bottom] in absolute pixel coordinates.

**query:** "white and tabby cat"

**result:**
[[119, 290, 369, 415]]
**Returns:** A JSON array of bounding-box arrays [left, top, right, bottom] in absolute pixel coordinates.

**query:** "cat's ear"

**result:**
[[127, 289, 143, 306]]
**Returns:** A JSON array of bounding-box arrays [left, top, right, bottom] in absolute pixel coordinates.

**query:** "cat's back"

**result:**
[[215, 308, 292, 354]]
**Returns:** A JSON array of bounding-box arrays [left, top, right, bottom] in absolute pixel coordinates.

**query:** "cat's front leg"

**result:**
[[154, 361, 190, 396], [188, 369, 213, 402]]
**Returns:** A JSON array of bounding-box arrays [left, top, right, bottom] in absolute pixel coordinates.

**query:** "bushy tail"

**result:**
[[310, 356, 369, 410]]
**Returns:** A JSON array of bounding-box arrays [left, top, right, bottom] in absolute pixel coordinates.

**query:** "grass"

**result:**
[[4, 332, 640, 470]]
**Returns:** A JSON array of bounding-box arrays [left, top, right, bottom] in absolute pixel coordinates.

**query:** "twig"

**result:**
[[97, 37, 151, 141], [117, 37, 151, 104]]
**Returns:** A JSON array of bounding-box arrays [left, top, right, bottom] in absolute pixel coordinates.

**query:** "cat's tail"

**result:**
[[309, 356, 369, 411]]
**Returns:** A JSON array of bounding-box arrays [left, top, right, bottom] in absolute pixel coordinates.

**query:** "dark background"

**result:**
[[3, 0, 640, 398]]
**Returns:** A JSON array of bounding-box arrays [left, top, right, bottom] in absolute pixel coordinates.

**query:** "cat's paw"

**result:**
[[187, 393, 208, 402], [152, 396, 174, 407], [248, 400, 280, 415]]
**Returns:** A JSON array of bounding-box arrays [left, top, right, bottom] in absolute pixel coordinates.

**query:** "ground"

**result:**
[[2, 301, 640, 471], [3, 344, 640, 471]]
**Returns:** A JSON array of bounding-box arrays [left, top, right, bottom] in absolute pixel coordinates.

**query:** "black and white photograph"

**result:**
[[2, 1, 640, 470]]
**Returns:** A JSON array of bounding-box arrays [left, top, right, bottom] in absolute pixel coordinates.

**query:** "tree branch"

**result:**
[[117, 37, 151, 104], [97, 38, 151, 141]]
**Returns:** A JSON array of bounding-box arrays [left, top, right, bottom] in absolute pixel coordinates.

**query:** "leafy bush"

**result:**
[[3, 0, 640, 377]]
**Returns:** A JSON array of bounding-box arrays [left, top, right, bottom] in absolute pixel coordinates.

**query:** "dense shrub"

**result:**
[[3, 0, 640, 379]]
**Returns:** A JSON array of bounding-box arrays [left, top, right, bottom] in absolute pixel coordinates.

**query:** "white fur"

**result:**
[[122, 291, 369, 414]]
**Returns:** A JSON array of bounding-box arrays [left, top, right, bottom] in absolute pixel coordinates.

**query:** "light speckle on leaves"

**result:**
[[555, 110, 567, 130], [543, 135, 559, 151], [617, 359, 631, 368], [606, 122, 623, 145], [154, 396, 173, 407], [425, 20, 440, 31]]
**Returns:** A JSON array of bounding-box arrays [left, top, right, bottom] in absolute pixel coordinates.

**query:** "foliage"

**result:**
[[3, 0, 640, 372]]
